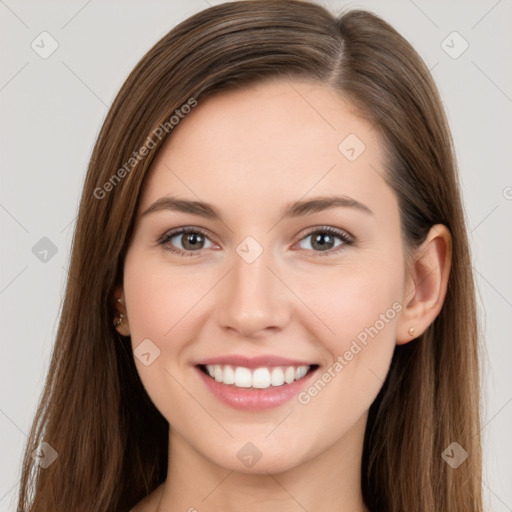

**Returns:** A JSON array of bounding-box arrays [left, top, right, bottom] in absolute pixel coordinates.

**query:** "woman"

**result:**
[[17, 1, 483, 511]]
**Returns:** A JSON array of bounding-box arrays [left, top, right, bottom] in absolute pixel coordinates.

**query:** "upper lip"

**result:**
[[194, 354, 317, 369]]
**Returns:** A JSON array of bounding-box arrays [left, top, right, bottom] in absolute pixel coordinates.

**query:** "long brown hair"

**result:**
[[17, 1, 483, 510]]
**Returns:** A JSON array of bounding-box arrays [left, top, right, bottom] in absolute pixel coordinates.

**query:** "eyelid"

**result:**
[[297, 225, 354, 244]]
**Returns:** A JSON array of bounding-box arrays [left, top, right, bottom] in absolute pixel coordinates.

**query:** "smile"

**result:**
[[194, 356, 320, 411], [199, 364, 315, 389]]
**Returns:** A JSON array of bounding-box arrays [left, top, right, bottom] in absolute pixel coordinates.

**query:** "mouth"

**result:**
[[194, 361, 320, 411], [197, 363, 319, 390]]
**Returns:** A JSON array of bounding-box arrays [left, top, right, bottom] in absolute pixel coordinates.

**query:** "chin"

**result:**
[[197, 435, 316, 475]]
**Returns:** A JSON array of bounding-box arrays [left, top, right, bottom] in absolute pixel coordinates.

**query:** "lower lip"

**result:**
[[195, 366, 318, 411]]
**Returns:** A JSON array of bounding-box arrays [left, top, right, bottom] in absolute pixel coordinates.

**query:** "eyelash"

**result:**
[[157, 226, 354, 258]]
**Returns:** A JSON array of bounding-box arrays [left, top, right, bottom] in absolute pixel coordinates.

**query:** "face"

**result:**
[[120, 79, 408, 474]]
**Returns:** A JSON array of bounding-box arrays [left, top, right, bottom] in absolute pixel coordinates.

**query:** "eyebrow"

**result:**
[[140, 194, 373, 220]]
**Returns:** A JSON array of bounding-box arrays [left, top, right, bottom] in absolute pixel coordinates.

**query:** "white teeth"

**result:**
[[270, 367, 285, 386], [295, 366, 308, 380], [234, 367, 252, 388], [252, 367, 270, 389], [223, 365, 235, 385], [284, 366, 295, 384], [202, 364, 312, 389]]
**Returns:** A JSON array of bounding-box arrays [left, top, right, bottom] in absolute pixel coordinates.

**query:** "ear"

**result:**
[[112, 284, 131, 337], [396, 224, 452, 345]]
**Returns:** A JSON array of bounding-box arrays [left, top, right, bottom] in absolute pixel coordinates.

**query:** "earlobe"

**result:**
[[396, 224, 452, 345], [112, 286, 131, 337], [396, 322, 419, 345]]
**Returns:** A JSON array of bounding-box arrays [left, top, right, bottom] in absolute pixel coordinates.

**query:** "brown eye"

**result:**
[[159, 228, 214, 256], [309, 232, 336, 251], [296, 227, 353, 256], [179, 232, 205, 250]]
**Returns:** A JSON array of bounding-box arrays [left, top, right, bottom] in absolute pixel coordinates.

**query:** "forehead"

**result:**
[[138, 79, 396, 223]]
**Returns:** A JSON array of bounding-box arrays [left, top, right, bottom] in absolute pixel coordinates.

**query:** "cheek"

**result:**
[[124, 276, 170, 341], [295, 261, 402, 353], [302, 266, 402, 405], [121, 253, 200, 420], [337, 279, 399, 343], [123, 252, 208, 341], [293, 259, 403, 415]]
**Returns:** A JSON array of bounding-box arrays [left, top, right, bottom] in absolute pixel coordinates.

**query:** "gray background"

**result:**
[[1, 0, 511, 510]]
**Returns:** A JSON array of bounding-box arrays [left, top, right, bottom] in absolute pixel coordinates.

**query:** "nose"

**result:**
[[216, 246, 291, 338]]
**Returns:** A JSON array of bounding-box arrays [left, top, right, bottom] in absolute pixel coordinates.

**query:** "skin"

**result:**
[[114, 79, 452, 512]]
